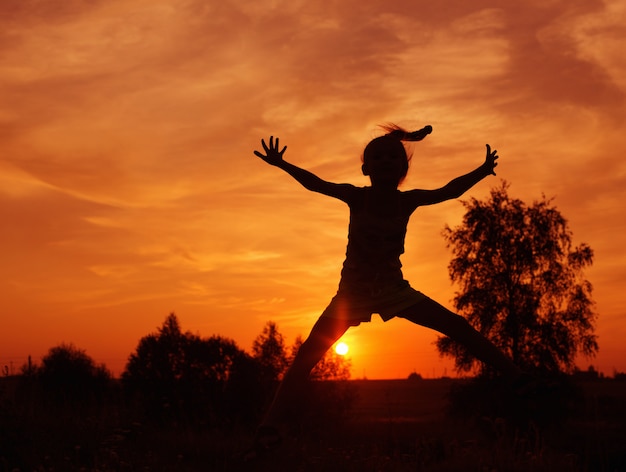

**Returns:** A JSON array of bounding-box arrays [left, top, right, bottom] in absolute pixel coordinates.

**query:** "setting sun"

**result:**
[[335, 342, 349, 356]]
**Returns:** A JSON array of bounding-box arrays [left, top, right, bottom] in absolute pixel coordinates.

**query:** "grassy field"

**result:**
[[1, 377, 625, 471]]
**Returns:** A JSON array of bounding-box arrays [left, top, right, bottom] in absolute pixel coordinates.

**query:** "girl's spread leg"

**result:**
[[261, 316, 352, 429], [398, 297, 521, 378]]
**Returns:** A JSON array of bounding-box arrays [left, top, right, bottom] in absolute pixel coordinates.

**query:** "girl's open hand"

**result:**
[[484, 144, 499, 176], [254, 136, 286, 166]]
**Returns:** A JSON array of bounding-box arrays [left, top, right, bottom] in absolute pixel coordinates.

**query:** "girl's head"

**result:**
[[362, 124, 432, 186]]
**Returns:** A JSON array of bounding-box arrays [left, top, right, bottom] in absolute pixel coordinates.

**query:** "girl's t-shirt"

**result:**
[[321, 186, 427, 324], [339, 187, 410, 295]]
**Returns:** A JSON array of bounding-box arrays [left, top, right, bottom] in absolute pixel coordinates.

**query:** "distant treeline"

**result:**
[[3, 313, 354, 428]]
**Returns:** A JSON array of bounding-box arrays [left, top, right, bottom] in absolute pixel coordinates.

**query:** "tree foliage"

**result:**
[[32, 343, 111, 407], [252, 320, 289, 382], [123, 313, 260, 426], [438, 182, 598, 375], [252, 321, 353, 382]]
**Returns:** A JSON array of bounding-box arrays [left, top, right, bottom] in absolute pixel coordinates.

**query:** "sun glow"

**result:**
[[335, 342, 349, 356]]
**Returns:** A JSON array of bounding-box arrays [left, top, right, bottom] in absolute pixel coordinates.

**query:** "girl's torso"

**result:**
[[339, 187, 414, 293]]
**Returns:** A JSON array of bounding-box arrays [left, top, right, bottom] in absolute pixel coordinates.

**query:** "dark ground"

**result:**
[[1, 377, 625, 471]]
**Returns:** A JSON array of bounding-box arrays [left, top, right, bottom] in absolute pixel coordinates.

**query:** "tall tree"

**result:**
[[123, 313, 257, 425], [252, 321, 289, 382], [438, 182, 598, 375]]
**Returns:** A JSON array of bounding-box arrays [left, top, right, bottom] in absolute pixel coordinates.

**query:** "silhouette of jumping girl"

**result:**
[[252, 124, 521, 448]]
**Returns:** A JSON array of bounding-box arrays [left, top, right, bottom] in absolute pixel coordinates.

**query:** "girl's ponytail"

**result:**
[[381, 123, 432, 142]]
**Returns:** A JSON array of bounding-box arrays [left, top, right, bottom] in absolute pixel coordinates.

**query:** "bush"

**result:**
[[27, 343, 112, 409], [122, 314, 265, 427]]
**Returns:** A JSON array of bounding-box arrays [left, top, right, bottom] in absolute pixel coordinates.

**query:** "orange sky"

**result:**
[[1, 0, 625, 379]]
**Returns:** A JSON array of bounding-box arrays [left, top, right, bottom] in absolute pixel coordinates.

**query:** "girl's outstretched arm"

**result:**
[[254, 136, 353, 201], [405, 144, 499, 208]]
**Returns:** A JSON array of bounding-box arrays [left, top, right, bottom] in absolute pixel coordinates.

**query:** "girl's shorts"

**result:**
[[320, 280, 428, 325]]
